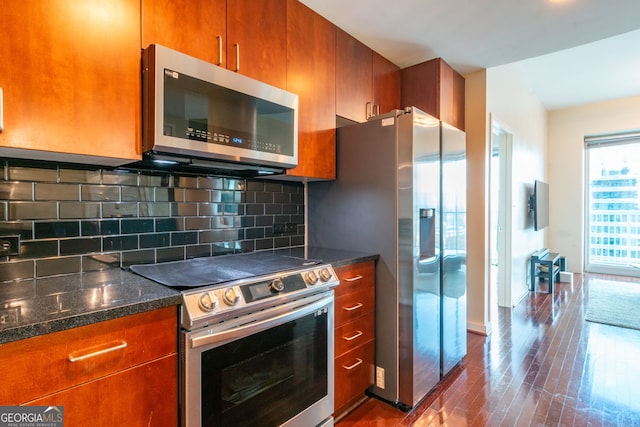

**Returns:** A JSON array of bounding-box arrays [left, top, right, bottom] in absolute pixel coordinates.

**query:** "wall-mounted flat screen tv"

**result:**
[[531, 179, 549, 231]]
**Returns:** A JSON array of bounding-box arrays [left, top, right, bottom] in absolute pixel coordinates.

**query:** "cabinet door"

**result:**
[[401, 59, 440, 120], [439, 61, 466, 131], [142, 0, 227, 67], [336, 28, 373, 123], [27, 354, 178, 427], [0, 0, 140, 164], [285, 0, 336, 180], [401, 58, 466, 130], [334, 340, 374, 415], [373, 52, 401, 116], [227, 0, 287, 89]]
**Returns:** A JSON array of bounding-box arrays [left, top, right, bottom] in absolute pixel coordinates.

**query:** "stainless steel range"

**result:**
[[130, 252, 339, 427]]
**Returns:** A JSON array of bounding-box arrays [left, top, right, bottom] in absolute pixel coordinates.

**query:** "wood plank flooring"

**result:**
[[336, 273, 640, 426]]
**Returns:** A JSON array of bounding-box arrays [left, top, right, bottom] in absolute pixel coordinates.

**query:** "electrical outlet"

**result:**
[[376, 366, 385, 389], [284, 223, 297, 233], [273, 223, 297, 235], [0, 235, 20, 256]]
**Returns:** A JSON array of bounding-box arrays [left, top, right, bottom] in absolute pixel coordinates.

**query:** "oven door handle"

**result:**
[[190, 294, 332, 349]]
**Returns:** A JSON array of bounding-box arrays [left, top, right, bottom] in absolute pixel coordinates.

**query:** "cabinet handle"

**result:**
[[366, 102, 372, 119], [342, 358, 363, 370], [344, 275, 363, 282], [343, 302, 363, 311], [343, 330, 363, 341], [216, 36, 223, 66], [373, 104, 380, 116], [234, 43, 240, 72], [0, 88, 3, 132], [68, 340, 127, 363]]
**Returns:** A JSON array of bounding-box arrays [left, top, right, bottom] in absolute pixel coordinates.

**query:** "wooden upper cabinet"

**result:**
[[401, 58, 466, 130], [141, 0, 227, 67], [142, 0, 286, 89], [336, 29, 373, 123], [337, 29, 400, 123], [0, 0, 141, 164], [285, 0, 336, 180], [373, 52, 401, 116], [227, 0, 287, 89]]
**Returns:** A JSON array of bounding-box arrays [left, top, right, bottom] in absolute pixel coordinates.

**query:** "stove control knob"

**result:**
[[304, 270, 318, 285], [319, 267, 333, 282], [270, 278, 285, 293], [223, 287, 240, 306], [198, 291, 218, 312]]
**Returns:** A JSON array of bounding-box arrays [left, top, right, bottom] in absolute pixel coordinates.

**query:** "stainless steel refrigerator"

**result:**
[[308, 107, 467, 410]]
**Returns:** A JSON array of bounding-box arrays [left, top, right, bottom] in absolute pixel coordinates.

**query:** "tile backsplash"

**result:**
[[0, 160, 304, 282]]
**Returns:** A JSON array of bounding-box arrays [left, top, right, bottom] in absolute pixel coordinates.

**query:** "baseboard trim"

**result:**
[[467, 320, 492, 336]]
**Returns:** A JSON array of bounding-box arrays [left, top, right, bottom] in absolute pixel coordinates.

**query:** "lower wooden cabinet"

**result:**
[[333, 260, 375, 418], [27, 354, 177, 426], [0, 306, 178, 426], [334, 340, 375, 415]]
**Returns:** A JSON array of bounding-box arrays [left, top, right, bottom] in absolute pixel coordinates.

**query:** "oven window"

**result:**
[[201, 309, 328, 426]]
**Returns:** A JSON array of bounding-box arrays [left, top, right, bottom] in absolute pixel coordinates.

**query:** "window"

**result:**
[[585, 131, 640, 276]]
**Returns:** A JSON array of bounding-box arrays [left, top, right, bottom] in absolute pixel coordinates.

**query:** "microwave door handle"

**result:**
[[190, 294, 332, 349]]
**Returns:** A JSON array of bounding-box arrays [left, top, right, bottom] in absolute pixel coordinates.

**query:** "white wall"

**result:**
[[465, 69, 491, 334], [486, 64, 548, 306], [465, 64, 548, 334], [466, 67, 640, 334], [547, 96, 640, 273]]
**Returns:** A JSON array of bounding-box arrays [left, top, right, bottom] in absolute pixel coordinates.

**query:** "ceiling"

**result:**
[[299, 0, 640, 110]]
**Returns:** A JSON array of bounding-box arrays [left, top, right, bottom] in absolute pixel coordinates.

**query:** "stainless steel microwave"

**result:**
[[141, 44, 298, 176]]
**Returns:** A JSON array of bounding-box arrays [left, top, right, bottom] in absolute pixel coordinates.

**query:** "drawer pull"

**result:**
[[343, 330, 363, 341], [68, 340, 127, 363], [344, 275, 363, 282], [343, 302, 363, 312], [343, 358, 363, 370]]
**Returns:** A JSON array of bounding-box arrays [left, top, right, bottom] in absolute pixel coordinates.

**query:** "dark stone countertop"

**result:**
[[0, 268, 181, 345], [274, 246, 379, 268], [0, 247, 377, 345]]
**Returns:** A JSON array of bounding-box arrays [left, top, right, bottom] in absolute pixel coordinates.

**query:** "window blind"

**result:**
[[585, 130, 640, 148]]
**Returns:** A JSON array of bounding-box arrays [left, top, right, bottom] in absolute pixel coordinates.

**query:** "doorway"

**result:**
[[490, 116, 513, 308]]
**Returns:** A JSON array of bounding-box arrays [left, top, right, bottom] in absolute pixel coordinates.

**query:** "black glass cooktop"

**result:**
[[130, 252, 320, 290]]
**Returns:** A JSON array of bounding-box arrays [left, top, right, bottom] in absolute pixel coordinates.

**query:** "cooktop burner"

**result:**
[[130, 252, 320, 290]]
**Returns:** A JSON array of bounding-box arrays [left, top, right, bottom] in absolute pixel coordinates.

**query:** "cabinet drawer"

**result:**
[[335, 287, 374, 326], [0, 306, 178, 405], [334, 340, 374, 413], [334, 261, 375, 297], [335, 315, 374, 358]]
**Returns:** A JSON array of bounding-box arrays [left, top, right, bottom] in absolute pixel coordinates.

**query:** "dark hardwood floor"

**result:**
[[336, 273, 640, 426]]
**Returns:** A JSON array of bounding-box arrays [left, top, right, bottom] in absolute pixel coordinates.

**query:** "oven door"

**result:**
[[183, 291, 334, 427]]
